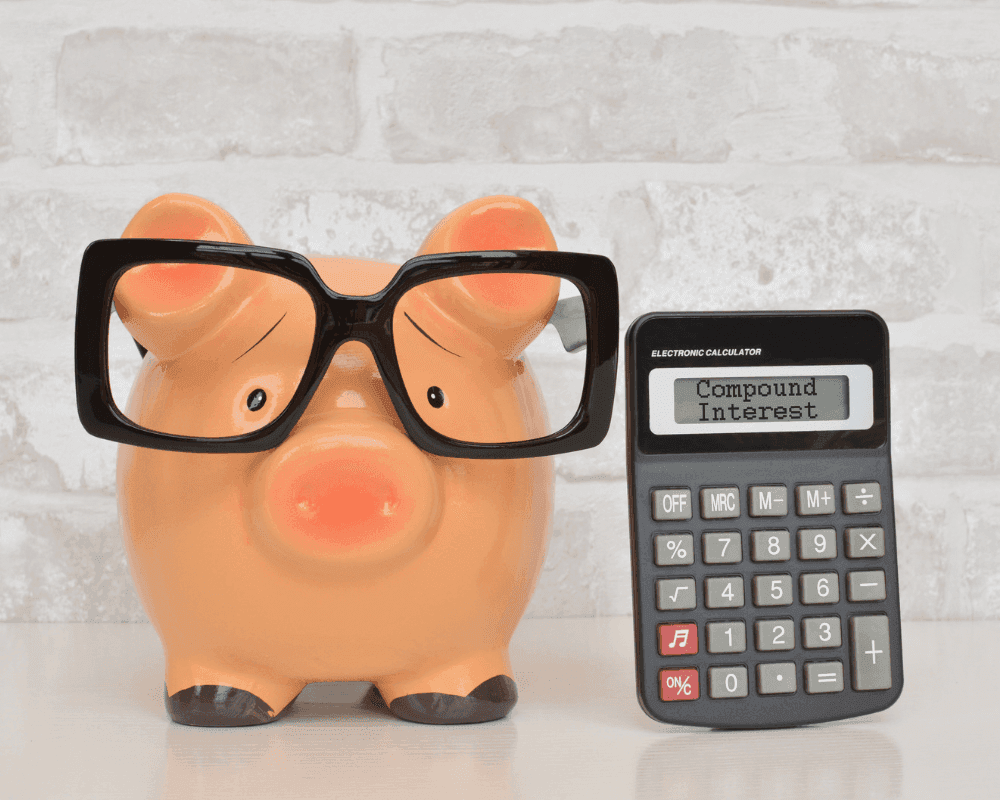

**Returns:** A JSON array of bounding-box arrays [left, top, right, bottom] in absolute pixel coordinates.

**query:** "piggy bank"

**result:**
[[77, 193, 617, 726]]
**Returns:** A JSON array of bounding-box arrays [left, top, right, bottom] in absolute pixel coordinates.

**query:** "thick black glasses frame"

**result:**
[[75, 239, 619, 459]]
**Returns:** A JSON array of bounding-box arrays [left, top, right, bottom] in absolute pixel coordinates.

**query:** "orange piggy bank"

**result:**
[[79, 193, 618, 726]]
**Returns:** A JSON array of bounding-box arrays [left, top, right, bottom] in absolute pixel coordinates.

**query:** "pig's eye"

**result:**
[[247, 389, 267, 412], [427, 386, 445, 409]]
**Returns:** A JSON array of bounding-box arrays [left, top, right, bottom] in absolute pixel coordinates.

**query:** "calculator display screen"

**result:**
[[655, 364, 873, 434]]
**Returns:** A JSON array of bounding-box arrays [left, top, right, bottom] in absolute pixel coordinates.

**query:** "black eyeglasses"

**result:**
[[75, 238, 619, 459]]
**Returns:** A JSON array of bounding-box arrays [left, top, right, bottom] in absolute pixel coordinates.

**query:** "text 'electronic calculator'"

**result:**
[[625, 311, 903, 728]]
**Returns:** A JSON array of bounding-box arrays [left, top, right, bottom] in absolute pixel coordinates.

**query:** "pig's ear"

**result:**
[[415, 196, 561, 357], [115, 194, 264, 360]]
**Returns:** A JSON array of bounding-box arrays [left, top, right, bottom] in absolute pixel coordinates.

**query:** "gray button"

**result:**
[[656, 578, 697, 610], [705, 576, 744, 609], [846, 527, 885, 558], [749, 485, 788, 517], [848, 570, 886, 602], [805, 661, 845, 694], [654, 533, 694, 566], [851, 615, 892, 690], [708, 666, 749, 699], [798, 528, 837, 560], [843, 482, 882, 514], [757, 662, 797, 695], [755, 619, 795, 651], [707, 621, 746, 654], [652, 488, 693, 521], [752, 529, 791, 562], [753, 574, 793, 607], [801, 572, 840, 605], [702, 531, 742, 564], [796, 484, 835, 515], [803, 616, 842, 649], [700, 487, 740, 519]]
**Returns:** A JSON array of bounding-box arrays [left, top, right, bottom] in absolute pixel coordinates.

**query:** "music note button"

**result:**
[[658, 623, 699, 656]]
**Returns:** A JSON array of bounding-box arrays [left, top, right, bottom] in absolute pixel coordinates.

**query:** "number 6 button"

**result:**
[[801, 573, 840, 604]]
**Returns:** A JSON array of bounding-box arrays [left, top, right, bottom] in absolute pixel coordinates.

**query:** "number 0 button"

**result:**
[[709, 666, 749, 699]]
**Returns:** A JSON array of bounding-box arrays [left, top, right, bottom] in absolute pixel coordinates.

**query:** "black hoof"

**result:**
[[388, 675, 518, 725], [165, 684, 298, 727]]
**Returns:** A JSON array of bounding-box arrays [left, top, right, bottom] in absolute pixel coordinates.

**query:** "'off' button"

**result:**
[[652, 489, 692, 521]]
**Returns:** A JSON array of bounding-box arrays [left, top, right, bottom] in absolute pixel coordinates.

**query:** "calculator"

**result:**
[[625, 311, 903, 728]]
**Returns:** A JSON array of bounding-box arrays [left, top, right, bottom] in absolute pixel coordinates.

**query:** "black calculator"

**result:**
[[625, 311, 903, 728]]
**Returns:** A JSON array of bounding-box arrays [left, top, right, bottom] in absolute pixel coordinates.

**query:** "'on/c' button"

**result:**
[[652, 489, 692, 521]]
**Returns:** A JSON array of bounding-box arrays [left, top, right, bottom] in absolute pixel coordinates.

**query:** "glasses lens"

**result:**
[[392, 272, 589, 444], [106, 261, 316, 438]]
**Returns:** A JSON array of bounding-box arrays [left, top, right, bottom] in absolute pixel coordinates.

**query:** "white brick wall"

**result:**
[[1, 0, 998, 620]]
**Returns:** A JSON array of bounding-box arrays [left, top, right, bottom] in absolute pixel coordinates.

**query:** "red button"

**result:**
[[659, 623, 699, 655], [660, 668, 699, 701]]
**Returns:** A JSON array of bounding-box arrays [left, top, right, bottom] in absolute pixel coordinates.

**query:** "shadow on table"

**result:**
[[635, 724, 901, 800]]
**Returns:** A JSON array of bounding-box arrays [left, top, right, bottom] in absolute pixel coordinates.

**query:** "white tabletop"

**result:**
[[0, 618, 994, 799]]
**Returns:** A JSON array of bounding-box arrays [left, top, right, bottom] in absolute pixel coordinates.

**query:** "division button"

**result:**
[[749, 485, 788, 517], [660, 668, 699, 702], [656, 578, 697, 611], [700, 487, 740, 520], [845, 527, 885, 558], [652, 488, 693, 521], [796, 484, 836, 515], [708, 666, 749, 699], [848, 570, 887, 602], [757, 663, 797, 695], [850, 615, 892, 691], [805, 661, 845, 694], [843, 482, 882, 514], [654, 533, 695, 566]]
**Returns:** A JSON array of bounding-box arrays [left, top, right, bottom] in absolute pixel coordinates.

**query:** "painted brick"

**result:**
[[0, 493, 145, 622], [609, 183, 951, 323], [56, 29, 357, 165], [963, 505, 1000, 620], [526, 477, 631, 617], [0, 320, 119, 494], [893, 495, 950, 620], [0, 64, 12, 161], [892, 346, 1000, 477], [821, 40, 1000, 163], [0, 190, 131, 320]]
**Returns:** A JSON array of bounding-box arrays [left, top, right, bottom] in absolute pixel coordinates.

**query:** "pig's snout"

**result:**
[[252, 425, 440, 563]]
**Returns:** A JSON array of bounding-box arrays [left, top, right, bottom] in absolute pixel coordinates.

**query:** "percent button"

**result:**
[[655, 533, 694, 566]]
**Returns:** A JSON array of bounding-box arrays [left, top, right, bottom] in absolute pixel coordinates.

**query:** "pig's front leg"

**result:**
[[375, 648, 518, 724], [164, 656, 307, 727]]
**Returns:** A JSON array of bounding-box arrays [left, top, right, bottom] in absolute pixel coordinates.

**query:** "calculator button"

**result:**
[[654, 533, 694, 566], [700, 487, 740, 520], [843, 482, 882, 514], [749, 485, 788, 517], [660, 668, 699, 702], [702, 531, 742, 564], [652, 489, 693, 521], [705, 576, 745, 609], [795, 484, 835, 515], [656, 578, 697, 610], [659, 623, 698, 655], [753, 574, 793, 607], [706, 621, 747, 654], [757, 663, 797, 695], [850, 615, 892, 690], [755, 619, 795, 651], [802, 616, 842, 649], [848, 570, 886, 602], [798, 528, 837, 560], [751, 529, 791, 562], [708, 666, 749, 699], [805, 661, 845, 694], [845, 527, 885, 558], [800, 572, 840, 605]]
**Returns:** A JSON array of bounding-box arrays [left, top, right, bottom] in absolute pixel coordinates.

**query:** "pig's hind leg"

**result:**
[[376, 650, 518, 725]]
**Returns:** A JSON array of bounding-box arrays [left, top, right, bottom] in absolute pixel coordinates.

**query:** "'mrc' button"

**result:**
[[701, 487, 740, 520]]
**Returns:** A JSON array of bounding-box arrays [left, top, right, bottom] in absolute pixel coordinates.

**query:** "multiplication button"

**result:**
[[652, 488, 692, 521], [845, 527, 885, 558]]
